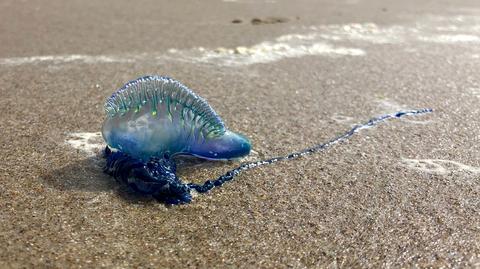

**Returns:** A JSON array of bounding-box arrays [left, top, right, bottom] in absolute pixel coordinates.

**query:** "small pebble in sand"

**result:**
[[251, 17, 289, 25]]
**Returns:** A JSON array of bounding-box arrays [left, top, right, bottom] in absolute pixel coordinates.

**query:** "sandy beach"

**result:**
[[1, 0, 479, 267]]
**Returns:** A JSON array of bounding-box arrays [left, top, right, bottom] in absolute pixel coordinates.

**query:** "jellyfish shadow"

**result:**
[[40, 153, 234, 203]]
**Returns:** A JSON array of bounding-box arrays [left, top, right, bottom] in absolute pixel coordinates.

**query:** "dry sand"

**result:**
[[0, 0, 479, 267]]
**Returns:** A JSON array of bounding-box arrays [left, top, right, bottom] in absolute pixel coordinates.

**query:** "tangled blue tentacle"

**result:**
[[104, 147, 192, 204]]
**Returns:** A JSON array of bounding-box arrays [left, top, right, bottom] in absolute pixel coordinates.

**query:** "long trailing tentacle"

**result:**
[[104, 109, 432, 204], [187, 109, 433, 193]]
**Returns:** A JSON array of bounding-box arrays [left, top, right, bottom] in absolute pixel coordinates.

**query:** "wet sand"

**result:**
[[0, 0, 479, 267]]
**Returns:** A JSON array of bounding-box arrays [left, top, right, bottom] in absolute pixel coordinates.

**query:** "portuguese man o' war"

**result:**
[[102, 75, 432, 204]]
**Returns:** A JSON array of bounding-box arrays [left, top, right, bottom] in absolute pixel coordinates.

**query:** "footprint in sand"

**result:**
[[401, 158, 480, 175], [65, 132, 104, 156], [331, 114, 355, 123]]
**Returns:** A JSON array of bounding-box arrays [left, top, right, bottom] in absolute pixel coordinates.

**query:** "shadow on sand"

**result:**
[[40, 153, 234, 203]]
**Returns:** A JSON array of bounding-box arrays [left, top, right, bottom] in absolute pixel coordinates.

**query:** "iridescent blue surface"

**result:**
[[102, 76, 251, 161]]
